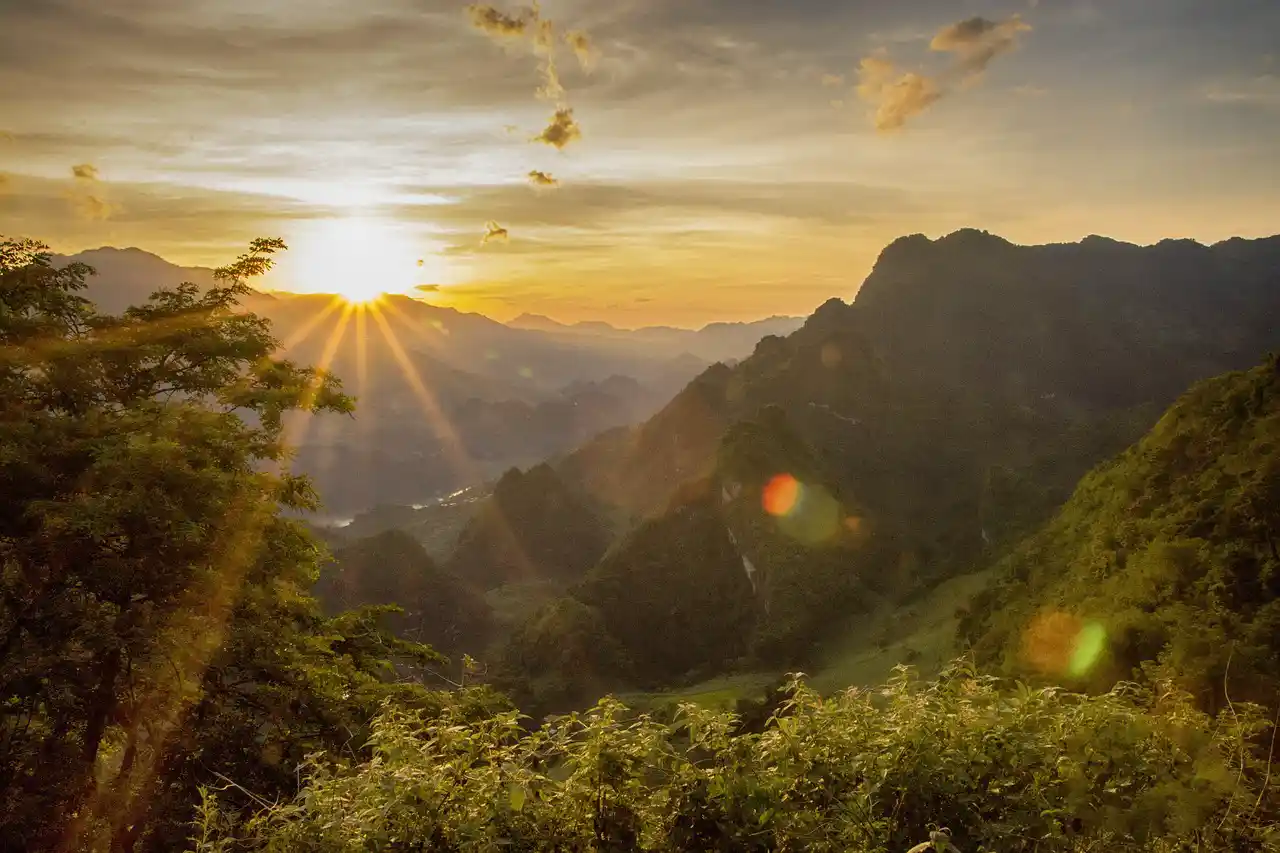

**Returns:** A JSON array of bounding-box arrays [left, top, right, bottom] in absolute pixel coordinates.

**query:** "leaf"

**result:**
[[509, 783, 527, 812]]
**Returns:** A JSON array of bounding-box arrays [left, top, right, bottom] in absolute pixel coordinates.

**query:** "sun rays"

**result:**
[[277, 289, 545, 582]]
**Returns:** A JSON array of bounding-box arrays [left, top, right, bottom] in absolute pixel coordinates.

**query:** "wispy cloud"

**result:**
[[564, 30, 598, 72], [67, 162, 117, 219], [854, 14, 1032, 131], [1200, 74, 1280, 106]]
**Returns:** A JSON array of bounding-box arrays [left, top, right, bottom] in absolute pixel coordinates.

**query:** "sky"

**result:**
[[0, 0, 1278, 326]]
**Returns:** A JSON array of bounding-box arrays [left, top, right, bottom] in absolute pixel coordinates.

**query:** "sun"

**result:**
[[280, 215, 434, 303]]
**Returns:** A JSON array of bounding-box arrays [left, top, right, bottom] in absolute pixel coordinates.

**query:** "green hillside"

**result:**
[[963, 357, 1280, 708]]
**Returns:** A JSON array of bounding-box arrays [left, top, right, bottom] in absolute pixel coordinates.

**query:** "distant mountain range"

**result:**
[[51, 246, 803, 515]]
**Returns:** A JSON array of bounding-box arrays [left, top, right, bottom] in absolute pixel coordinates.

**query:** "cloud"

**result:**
[[854, 14, 1031, 132], [527, 169, 559, 187], [564, 30, 598, 72], [414, 283, 442, 293], [466, 4, 532, 38], [930, 15, 1031, 80], [856, 56, 942, 132], [71, 193, 118, 220], [482, 220, 510, 244], [534, 107, 581, 148], [67, 161, 118, 219], [821, 73, 846, 87], [0, 173, 9, 194]]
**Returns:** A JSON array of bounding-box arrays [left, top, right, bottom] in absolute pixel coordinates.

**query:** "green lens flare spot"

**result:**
[[1069, 621, 1107, 677]]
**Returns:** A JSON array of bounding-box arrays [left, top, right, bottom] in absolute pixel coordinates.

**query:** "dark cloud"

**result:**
[[930, 14, 1031, 79], [534, 107, 581, 148], [527, 169, 559, 187], [414, 283, 443, 293]]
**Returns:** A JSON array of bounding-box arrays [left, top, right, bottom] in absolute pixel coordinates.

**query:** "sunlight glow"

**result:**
[[280, 216, 437, 303]]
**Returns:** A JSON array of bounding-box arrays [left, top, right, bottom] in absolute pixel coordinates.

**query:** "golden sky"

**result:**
[[1, 0, 1278, 326]]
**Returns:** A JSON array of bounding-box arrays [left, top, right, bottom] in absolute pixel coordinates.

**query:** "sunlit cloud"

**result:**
[[856, 56, 942, 132], [482, 220, 510, 244], [466, 4, 532, 38], [854, 14, 1031, 131], [527, 169, 559, 187], [534, 107, 581, 148]]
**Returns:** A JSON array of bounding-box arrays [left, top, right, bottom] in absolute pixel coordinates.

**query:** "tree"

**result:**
[[0, 238, 443, 851]]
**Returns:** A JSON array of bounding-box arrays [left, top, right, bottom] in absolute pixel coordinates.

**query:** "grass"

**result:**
[[806, 568, 994, 694], [615, 673, 782, 713], [615, 569, 996, 711]]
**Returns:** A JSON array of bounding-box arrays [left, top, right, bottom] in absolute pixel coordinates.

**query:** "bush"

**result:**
[[197, 662, 1279, 852]]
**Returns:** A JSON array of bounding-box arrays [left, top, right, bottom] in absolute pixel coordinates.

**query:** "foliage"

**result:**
[[963, 358, 1280, 708], [0, 238, 447, 851], [576, 494, 757, 686], [447, 463, 611, 589], [495, 596, 632, 719], [316, 529, 494, 668], [199, 663, 1280, 852]]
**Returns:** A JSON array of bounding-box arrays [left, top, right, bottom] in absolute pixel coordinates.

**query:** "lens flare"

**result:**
[[763, 474, 800, 516], [762, 473, 842, 545], [1022, 612, 1108, 678], [1069, 622, 1107, 677]]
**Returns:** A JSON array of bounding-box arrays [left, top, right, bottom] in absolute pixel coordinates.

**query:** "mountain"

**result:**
[[563, 231, 1280, 554], [509, 312, 806, 364], [529, 231, 1280, 691], [961, 356, 1280, 708], [49, 247, 795, 515], [50, 247, 223, 314], [445, 463, 612, 589], [314, 529, 493, 664]]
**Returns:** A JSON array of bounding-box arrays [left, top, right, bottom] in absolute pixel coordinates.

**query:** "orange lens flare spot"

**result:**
[[763, 473, 801, 517]]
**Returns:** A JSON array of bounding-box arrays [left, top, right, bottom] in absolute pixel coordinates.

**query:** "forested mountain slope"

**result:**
[[962, 357, 1280, 709], [564, 231, 1280, 577]]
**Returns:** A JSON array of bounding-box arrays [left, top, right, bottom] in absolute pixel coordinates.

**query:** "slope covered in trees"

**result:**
[[446, 463, 612, 589], [962, 357, 1280, 708], [315, 530, 493, 666], [563, 232, 1280, 573]]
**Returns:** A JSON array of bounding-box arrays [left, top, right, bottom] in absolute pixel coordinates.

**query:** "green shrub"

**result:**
[[197, 662, 1279, 852]]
